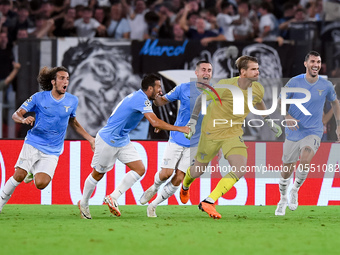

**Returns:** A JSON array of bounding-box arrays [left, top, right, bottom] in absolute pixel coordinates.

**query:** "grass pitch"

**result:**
[[0, 205, 339, 255]]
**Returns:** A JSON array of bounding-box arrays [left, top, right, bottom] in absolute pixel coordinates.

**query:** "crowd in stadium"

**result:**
[[0, 0, 337, 44]]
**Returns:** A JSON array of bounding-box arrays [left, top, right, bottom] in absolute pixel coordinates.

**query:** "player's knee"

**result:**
[[13, 168, 27, 182], [35, 180, 49, 190], [34, 174, 51, 190]]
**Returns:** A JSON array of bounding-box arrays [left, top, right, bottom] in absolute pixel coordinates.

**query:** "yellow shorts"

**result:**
[[195, 134, 248, 163]]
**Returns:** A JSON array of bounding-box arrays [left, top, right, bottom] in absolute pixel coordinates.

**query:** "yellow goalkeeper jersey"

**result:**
[[201, 76, 264, 139]]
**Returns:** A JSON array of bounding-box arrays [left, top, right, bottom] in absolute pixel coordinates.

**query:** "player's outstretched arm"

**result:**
[[144, 112, 190, 134], [12, 108, 35, 126], [256, 101, 282, 138], [153, 95, 168, 107], [69, 117, 95, 152], [330, 99, 340, 141]]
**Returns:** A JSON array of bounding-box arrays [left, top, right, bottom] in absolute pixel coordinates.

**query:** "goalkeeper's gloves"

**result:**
[[185, 118, 197, 140], [264, 116, 282, 138]]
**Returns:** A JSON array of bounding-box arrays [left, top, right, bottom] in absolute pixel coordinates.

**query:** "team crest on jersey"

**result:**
[[64, 106, 71, 112], [163, 158, 171, 165], [317, 89, 324, 96]]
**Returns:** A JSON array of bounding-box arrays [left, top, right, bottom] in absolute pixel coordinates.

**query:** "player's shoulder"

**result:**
[[318, 76, 333, 87], [252, 81, 265, 94], [216, 77, 238, 86], [65, 92, 79, 103]]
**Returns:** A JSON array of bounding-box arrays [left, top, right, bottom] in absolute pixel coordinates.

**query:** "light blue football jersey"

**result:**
[[99, 89, 153, 147], [164, 81, 204, 147], [283, 74, 337, 141], [20, 91, 78, 156]]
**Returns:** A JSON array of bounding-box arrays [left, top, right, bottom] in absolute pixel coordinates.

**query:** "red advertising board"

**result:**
[[1, 140, 339, 206]]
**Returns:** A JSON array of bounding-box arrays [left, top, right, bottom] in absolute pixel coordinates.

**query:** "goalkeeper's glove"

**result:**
[[185, 118, 197, 140], [264, 117, 282, 138]]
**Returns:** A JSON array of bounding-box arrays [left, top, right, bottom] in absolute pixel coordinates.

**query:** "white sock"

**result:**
[[150, 181, 179, 207], [154, 171, 166, 190], [110, 170, 142, 200], [0, 177, 21, 210], [81, 174, 98, 206], [293, 165, 309, 190], [279, 177, 290, 202]]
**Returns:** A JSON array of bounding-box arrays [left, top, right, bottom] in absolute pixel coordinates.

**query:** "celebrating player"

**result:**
[[139, 61, 213, 217], [77, 73, 190, 219], [0, 66, 95, 214], [275, 51, 340, 216], [181, 55, 282, 219]]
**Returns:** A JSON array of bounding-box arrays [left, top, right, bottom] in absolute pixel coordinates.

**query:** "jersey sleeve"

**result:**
[[70, 96, 78, 118], [135, 94, 153, 114], [164, 84, 181, 102], [280, 78, 295, 99], [253, 83, 265, 104], [326, 82, 337, 102], [20, 93, 38, 112]]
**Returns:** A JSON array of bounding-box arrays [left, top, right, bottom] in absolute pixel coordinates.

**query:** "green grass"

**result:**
[[1, 205, 340, 255]]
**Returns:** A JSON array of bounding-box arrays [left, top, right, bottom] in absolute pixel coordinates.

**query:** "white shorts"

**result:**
[[282, 135, 321, 164], [91, 134, 142, 173], [160, 141, 197, 173], [15, 143, 59, 178]]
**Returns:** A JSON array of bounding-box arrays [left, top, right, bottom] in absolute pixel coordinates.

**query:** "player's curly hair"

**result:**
[[37, 66, 69, 91]]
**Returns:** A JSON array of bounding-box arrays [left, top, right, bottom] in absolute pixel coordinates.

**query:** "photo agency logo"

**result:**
[[200, 83, 312, 129]]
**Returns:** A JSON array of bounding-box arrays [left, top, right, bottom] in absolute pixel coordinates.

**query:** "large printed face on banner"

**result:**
[[60, 39, 141, 138]]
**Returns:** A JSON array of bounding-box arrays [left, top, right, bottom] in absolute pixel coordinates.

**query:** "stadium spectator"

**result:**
[[0, 66, 95, 214], [179, 3, 218, 41], [6, 5, 34, 44], [278, 2, 296, 39], [125, 0, 149, 40], [140, 61, 213, 217], [0, 61, 20, 90], [0, 31, 14, 82], [27, 15, 54, 38], [275, 51, 340, 216], [93, 6, 109, 37], [233, 0, 255, 41], [107, 2, 130, 39], [152, 2, 176, 39], [171, 22, 186, 41], [77, 73, 190, 219], [180, 56, 282, 219], [51, 6, 77, 37], [255, 2, 279, 42], [74, 6, 106, 37], [12, 28, 28, 62], [215, 0, 238, 41]]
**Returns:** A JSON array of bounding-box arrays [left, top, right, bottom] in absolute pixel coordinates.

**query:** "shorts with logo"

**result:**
[[282, 135, 321, 164], [160, 141, 197, 173], [195, 134, 247, 163], [15, 143, 59, 178], [91, 134, 142, 173]]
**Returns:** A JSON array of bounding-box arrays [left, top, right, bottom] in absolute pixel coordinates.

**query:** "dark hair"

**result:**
[[141, 73, 161, 91], [260, 2, 273, 13], [37, 66, 69, 91], [196, 60, 212, 70], [305, 51, 321, 62], [235, 55, 258, 73]]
